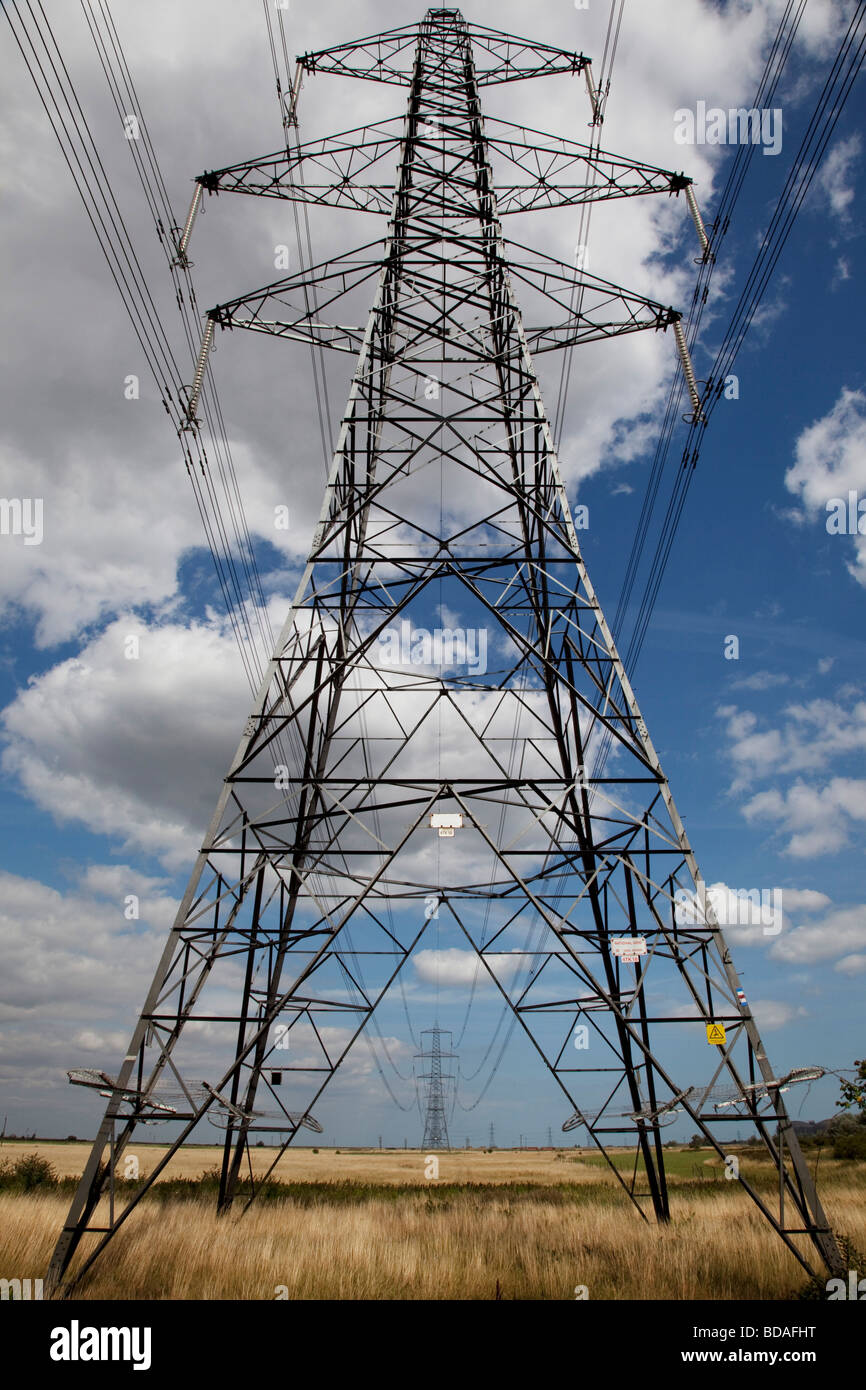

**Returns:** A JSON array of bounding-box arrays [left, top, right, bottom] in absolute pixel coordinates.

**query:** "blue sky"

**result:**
[[0, 0, 864, 1148]]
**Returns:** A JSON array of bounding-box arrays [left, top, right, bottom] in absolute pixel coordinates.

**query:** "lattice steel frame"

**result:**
[[417, 1028, 456, 1150], [48, 6, 844, 1296]]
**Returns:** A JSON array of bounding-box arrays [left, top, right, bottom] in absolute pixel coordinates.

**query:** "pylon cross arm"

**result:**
[[196, 120, 404, 203], [207, 244, 681, 360], [298, 22, 588, 88], [197, 117, 690, 221]]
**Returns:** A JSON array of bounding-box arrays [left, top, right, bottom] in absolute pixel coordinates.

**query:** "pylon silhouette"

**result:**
[[48, 7, 843, 1294], [417, 1027, 456, 1149]]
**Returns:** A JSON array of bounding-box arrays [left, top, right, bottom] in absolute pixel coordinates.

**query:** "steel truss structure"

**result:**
[[49, 7, 844, 1294], [417, 1027, 457, 1150]]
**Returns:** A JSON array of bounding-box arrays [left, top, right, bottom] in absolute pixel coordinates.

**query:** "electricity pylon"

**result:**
[[417, 1028, 456, 1149], [48, 7, 843, 1294]]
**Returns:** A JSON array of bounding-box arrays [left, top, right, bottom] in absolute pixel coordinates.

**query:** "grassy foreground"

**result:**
[[1, 1144, 863, 1300], [4, 1186, 865, 1300]]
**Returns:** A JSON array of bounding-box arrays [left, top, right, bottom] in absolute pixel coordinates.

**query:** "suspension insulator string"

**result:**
[[672, 316, 705, 426], [284, 63, 304, 136], [684, 183, 713, 265], [583, 61, 603, 125], [173, 181, 203, 267], [184, 316, 215, 428]]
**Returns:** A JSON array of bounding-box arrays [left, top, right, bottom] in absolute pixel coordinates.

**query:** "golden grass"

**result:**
[[4, 1184, 864, 1301], [4, 1143, 862, 1299], [0, 1140, 619, 1185]]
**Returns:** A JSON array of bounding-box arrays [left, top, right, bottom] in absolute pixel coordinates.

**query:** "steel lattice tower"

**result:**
[[48, 7, 844, 1295], [417, 1027, 456, 1149]]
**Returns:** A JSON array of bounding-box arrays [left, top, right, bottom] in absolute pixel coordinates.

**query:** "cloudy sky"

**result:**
[[0, 0, 864, 1147]]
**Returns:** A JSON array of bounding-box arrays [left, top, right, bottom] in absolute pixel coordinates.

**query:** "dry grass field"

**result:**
[[2, 1142, 863, 1300], [0, 1140, 601, 1185]]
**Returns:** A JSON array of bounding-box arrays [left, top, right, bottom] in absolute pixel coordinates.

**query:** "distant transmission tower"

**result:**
[[47, 6, 845, 1293], [416, 1028, 456, 1150]]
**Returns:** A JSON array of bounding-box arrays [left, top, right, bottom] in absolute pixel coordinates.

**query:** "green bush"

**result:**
[[832, 1130, 866, 1160], [827, 1114, 860, 1138], [0, 1152, 58, 1190]]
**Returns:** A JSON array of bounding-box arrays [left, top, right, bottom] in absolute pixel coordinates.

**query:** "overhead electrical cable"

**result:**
[[610, 0, 805, 646], [551, 0, 624, 449], [621, 0, 866, 680], [78, 0, 278, 677], [588, 0, 813, 782], [5, 0, 276, 693]]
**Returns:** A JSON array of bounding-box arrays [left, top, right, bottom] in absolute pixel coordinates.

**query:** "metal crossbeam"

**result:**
[[197, 116, 691, 217]]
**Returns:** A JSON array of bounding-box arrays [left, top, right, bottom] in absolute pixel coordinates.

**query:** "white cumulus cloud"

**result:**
[[413, 947, 524, 987]]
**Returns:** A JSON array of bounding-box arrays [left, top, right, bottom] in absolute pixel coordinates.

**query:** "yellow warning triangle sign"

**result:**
[[706, 1023, 727, 1045]]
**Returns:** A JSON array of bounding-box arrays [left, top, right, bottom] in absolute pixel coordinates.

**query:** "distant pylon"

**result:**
[[416, 1027, 456, 1150]]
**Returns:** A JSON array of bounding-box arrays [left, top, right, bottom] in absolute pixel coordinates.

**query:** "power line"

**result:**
[[6, 0, 278, 694], [615, 2, 865, 681]]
